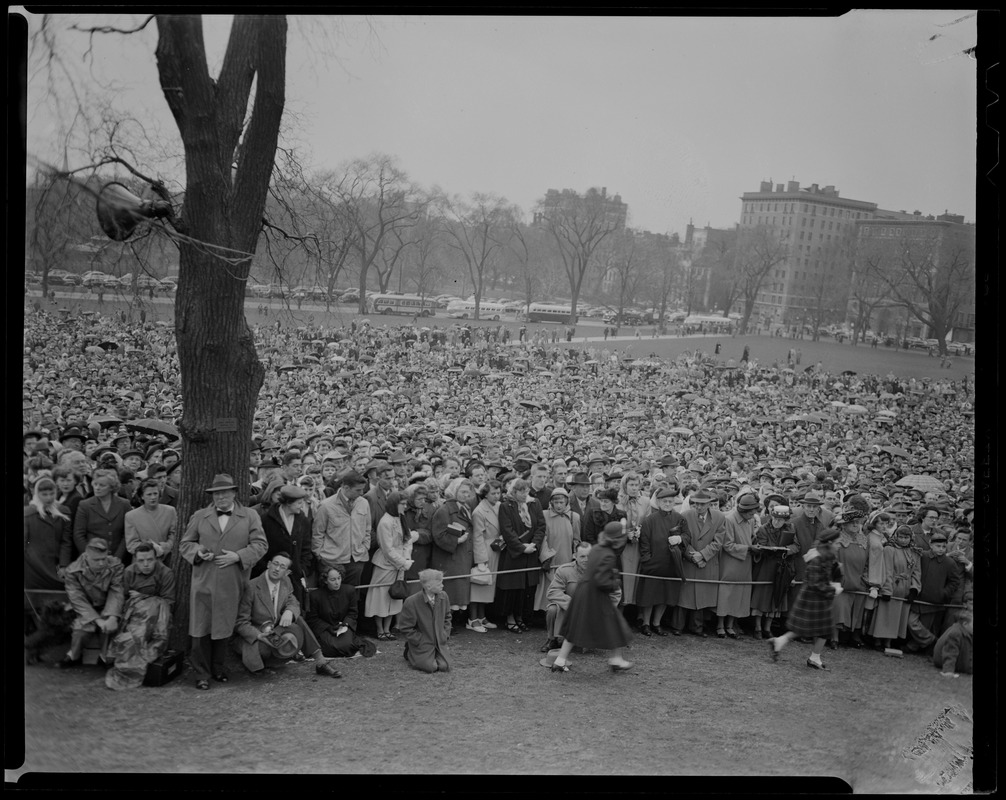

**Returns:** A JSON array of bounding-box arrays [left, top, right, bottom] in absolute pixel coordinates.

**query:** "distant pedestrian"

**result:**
[[715, 343, 722, 355], [796, 349, 802, 365], [741, 346, 750, 363], [603, 327, 609, 341]]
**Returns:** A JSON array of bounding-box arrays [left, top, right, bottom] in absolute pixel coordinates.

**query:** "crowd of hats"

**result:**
[[23, 309, 975, 515]]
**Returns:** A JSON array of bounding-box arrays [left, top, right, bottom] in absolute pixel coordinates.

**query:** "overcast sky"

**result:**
[[24, 11, 978, 235]]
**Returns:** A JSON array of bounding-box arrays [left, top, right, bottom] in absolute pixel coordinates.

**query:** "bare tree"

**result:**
[[323, 154, 423, 314], [848, 236, 898, 344], [731, 225, 788, 334], [804, 238, 855, 341], [879, 226, 975, 355], [534, 187, 623, 322], [504, 212, 542, 316], [437, 192, 511, 319]]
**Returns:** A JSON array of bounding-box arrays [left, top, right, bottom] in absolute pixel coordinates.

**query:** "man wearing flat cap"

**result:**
[[59, 538, 125, 668], [788, 490, 832, 610], [905, 530, 961, 654], [252, 484, 313, 606], [179, 474, 268, 690]]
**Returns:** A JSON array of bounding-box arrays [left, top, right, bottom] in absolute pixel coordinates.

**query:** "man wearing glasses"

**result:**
[[235, 552, 342, 679], [910, 505, 941, 555]]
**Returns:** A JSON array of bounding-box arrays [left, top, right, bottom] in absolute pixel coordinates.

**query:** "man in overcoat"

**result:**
[[542, 541, 591, 651], [234, 552, 341, 677], [905, 531, 962, 652], [398, 569, 452, 673], [179, 473, 267, 690], [672, 489, 725, 636], [788, 490, 829, 608]]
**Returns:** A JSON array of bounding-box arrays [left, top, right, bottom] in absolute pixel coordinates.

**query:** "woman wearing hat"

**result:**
[[865, 525, 922, 651], [550, 521, 634, 674], [582, 487, 625, 545], [431, 477, 476, 618], [252, 484, 313, 606], [635, 482, 687, 636], [497, 477, 546, 633], [830, 507, 870, 648], [750, 504, 796, 639], [716, 491, 760, 638], [768, 527, 844, 669]]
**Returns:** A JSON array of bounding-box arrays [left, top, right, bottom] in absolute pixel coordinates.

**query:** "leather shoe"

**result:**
[[58, 656, 83, 669], [608, 661, 634, 673], [726, 630, 739, 640], [640, 624, 653, 637], [652, 626, 669, 637], [195, 679, 210, 690], [806, 658, 828, 670], [692, 629, 708, 638], [670, 628, 682, 636], [316, 661, 342, 679], [550, 662, 569, 673], [212, 673, 229, 683]]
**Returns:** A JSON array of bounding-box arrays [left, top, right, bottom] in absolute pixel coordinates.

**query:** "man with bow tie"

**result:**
[[180, 474, 267, 690]]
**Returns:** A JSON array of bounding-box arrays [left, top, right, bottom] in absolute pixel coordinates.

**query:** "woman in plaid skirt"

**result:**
[[768, 527, 843, 670]]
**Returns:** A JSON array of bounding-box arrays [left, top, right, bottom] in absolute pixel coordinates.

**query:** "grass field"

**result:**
[[14, 623, 973, 789]]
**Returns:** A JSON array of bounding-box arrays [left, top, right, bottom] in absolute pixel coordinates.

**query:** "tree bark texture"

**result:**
[[155, 14, 286, 650]]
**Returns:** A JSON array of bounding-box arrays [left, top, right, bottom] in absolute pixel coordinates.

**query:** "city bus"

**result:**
[[445, 299, 509, 320], [370, 293, 438, 317], [525, 302, 578, 323]]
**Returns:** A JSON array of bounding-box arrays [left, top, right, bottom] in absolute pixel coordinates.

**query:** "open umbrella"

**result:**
[[155, 321, 172, 327], [87, 414, 123, 428], [829, 400, 847, 408], [124, 419, 180, 439], [330, 355, 347, 363], [880, 445, 910, 458], [372, 389, 393, 396], [278, 363, 302, 372], [623, 410, 646, 419], [844, 404, 869, 414], [539, 371, 555, 378], [519, 400, 540, 409], [301, 355, 319, 363], [681, 393, 698, 402], [877, 409, 897, 417], [668, 427, 693, 436], [84, 346, 105, 354], [584, 359, 599, 365], [896, 474, 946, 493], [692, 398, 712, 407], [446, 367, 463, 374], [841, 370, 857, 376], [358, 355, 375, 363]]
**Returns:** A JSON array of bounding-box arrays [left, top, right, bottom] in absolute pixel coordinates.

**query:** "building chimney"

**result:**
[[776, 184, 784, 192], [760, 181, 772, 192], [787, 180, 799, 192], [810, 183, 819, 192]]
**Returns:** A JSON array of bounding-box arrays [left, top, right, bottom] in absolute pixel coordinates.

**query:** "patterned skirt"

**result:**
[[786, 586, 834, 638]]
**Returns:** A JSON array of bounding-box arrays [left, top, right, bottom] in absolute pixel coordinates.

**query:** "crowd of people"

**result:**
[[23, 307, 977, 686]]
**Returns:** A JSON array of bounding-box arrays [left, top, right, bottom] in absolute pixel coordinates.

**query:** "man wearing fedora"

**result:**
[[235, 552, 341, 678], [788, 490, 831, 614], [567, 471, 597, 519], [179, 473, 267, 690], [673, 488, 725, 637]]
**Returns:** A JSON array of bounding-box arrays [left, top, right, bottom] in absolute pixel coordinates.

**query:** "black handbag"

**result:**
[[490, 536, 506, 552], [389, 571, 409, 600]]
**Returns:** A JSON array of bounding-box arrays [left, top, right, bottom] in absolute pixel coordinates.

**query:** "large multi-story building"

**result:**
[[849, 209, 976, 342], [738, 180, 878, 327]]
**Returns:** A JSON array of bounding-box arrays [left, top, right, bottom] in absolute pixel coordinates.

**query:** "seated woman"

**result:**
[[305, 565, 359, 658]]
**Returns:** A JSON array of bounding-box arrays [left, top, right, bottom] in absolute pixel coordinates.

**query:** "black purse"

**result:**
[[389, 570, 409, 600], [490, 536, 506, 552]]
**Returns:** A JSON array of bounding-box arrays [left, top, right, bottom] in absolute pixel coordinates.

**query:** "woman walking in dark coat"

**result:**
[[768, 527, 843, 669], [497, 478, 546, 632], [636, 484, 687, 636], [550, 522, 634, 673]]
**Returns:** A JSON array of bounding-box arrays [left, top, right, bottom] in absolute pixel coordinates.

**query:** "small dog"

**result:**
[[24, 600, 75, 664]]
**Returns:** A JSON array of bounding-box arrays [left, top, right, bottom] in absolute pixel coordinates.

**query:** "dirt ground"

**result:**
[[13, 622, 974, 789]]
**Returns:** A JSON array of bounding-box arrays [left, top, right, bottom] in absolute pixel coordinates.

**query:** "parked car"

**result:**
[[158, 278, 177, 293], [905, 337, 927, 349], [946, 341, 973, 356], [250, 283, 272, 297], [81, 270, 110, 288], [339, 290, 360, 303], [102, 275, 123, 289]]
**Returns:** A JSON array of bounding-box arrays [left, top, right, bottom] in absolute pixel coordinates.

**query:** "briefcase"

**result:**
[[143, 650, 185, 687]]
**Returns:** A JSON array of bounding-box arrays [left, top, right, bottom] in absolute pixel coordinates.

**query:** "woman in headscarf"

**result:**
[[497, 477, 546, 633], [366, 491, 415, 640], [24, 476, 72, 594], [866, 524, 922, 651], [469, 479, 502, 633], [750, 504, 796, 639], [549, 522, 634, 674], [617, 471, 649, 616], [431, 477, 475, 621], [636, 482, 687, 636], [831, 507, 870, 648]]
